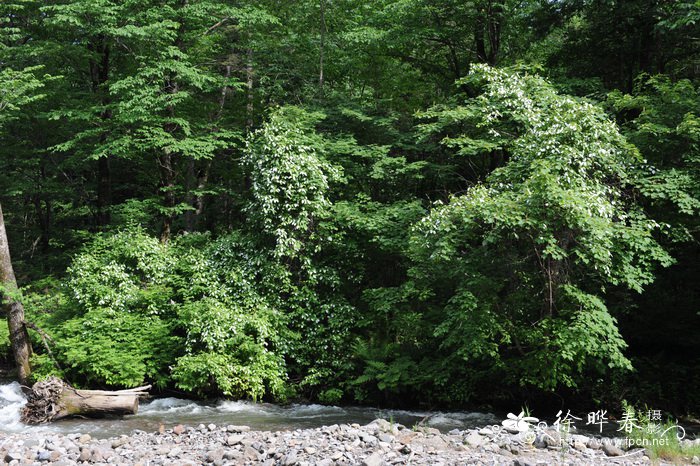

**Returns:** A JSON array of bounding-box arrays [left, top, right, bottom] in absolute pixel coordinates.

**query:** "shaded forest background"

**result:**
[[0, 0, 698, 416]]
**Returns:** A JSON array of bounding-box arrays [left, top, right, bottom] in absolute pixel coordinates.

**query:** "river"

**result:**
[[0, 382, 498, 438]]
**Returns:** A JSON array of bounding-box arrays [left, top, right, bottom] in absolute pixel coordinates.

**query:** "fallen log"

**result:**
[[21, 376, 150, 424]]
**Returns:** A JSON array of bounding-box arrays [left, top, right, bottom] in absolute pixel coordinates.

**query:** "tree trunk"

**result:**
[[319, 0, 326, 93], [89, 39, 112, 228], [474, 0, 502, 65], [158, 150, 176, 242], [0, 202, 32, 385], [21, 377, 150, 424], [246, 48, 254, 132], [96, 155, 111, 227]]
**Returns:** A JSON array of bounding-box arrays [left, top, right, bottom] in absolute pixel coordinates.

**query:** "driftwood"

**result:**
[[21, 377, 151, 424]]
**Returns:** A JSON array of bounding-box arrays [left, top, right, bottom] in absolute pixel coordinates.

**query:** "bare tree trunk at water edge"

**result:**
[[0, 202, 32, 385]]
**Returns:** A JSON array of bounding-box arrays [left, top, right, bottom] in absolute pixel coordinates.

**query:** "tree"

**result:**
[[0, 66, 46, 385], [408, 65, 673, 393]]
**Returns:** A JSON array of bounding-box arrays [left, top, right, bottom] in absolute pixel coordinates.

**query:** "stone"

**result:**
[[112, 437, 130, 449], [36, 450, 51, 462], [415, 435, 449, 450], [280, 452, 298, 466], [691, 456, 699, 465], [50, 451, 62, 462], [396, 432, 418, 445], [602, 442, 624, 457], [378, 433, 394, 443], [167, 447, 182, 458], [513, 459, 536, 466], [156, 445, 170, 455], [173, 425, 185, 435], [91, 448, 103, 462], [78, 447, 91, 462], [78, 434, 91, 445], [478, 428, 494, 436], [227, 435, 245, 446], [465, 431, 485, 448], [361, 433, 378, 444], [5, 451, 23, 463], [483, 443, 499, 452], [572, 441, 586, 451], [362, 452, 385, 466], [243, 446, 259, 461], [366, 419, 392, 432], [586, 437, 601, 450], [534, 429, 561, 449], [207, 423, 217, 431], [206, 449, 225, 463], [304, 447, 317, 454]]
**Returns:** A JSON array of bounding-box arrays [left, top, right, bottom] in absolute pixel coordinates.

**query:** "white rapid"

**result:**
[[0, 381, 27, 431]]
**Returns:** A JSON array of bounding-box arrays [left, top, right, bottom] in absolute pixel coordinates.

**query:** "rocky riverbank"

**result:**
[[0, 418, 664, 465]]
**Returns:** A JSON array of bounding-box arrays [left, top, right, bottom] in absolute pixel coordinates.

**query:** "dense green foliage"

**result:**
[[1, 0, 698, 414]]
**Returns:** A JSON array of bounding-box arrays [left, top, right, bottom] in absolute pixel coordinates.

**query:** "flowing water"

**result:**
[[0, 382, 498, 438]]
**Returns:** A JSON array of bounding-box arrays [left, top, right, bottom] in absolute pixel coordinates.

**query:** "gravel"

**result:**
[[0, 418, 655, 465]]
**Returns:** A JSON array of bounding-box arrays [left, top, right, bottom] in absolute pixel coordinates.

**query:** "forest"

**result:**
[[0, 0, 698, 418]]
